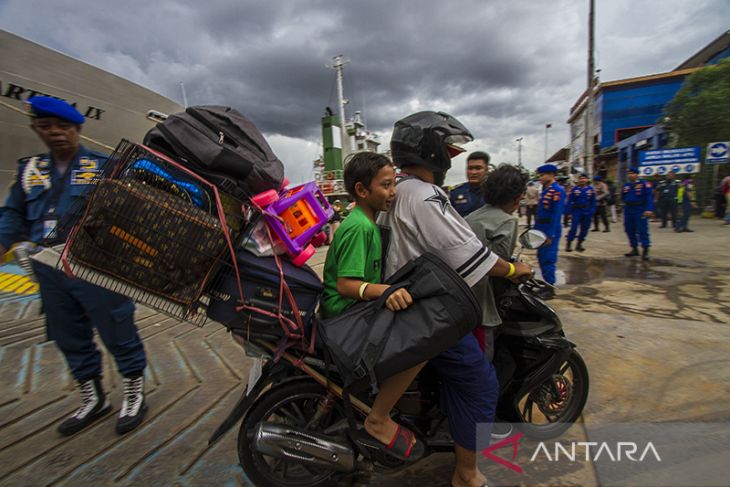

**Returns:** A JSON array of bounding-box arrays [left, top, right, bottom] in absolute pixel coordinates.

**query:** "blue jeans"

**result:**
[[427, 333, 499, 451]]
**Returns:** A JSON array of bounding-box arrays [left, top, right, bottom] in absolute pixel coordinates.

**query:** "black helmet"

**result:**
[[390, 111, 473, 174]]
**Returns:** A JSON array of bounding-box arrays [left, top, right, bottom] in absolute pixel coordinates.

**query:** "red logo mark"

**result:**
[[481, 431, 524, 473]]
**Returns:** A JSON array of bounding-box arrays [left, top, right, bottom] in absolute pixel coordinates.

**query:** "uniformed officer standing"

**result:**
[[676, 176, 697, 232], [655, 170, 680, 229], [565, 173, 596, 252], [449, 150, 490, 217], [534, 164, 566, 292], [622, 167, 655, 260], [0, 97, 148, 436]]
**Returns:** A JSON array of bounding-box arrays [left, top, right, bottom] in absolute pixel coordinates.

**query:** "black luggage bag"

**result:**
[[144, 106, 285, 195], [207, 248, 323, 339], [318, 253, 482, 389]]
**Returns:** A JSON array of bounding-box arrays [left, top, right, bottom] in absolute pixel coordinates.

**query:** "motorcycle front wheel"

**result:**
[[237, 380, 349, 487], [515, 349, 589, 440]]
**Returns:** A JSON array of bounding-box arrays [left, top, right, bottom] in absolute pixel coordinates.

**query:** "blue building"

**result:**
[[567, 30, 730, 184]]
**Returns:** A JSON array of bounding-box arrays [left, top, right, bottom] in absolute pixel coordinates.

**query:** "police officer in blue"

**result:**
[[622, 167, 655, 261], [565, 173, 596, 252], [534, 164, 566, 295], [0, 97, 148, 436], [449, 150, 490, 217]]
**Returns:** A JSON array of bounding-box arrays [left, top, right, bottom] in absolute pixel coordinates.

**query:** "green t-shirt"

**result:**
[[321, 206, 382, 319]]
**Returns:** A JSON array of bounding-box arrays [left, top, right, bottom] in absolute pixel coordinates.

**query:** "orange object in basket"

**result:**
[[280, 200, 317, 237]]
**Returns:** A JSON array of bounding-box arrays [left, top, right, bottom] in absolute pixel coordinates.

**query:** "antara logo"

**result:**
[[481, 432, 662, 473], [530, 441, 662, 462]]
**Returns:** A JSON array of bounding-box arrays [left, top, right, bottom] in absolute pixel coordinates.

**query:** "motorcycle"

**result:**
[[209, 228, 589, 486]]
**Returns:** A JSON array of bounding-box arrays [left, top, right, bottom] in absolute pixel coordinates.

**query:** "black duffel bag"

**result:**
[[318, 253, 482, 390], [207, 248, 323, 339], [144, 106, 284, 195]]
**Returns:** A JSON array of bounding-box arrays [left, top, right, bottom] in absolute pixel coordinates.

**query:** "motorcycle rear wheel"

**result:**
[[238, 380, 348, 487], [515, 350, 589, 440]]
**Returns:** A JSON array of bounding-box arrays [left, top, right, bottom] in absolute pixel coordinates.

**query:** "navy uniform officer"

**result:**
[[565, 173, 596, 252], [655, 170, 679, 228], [534, 164, 566, 291], [0, 97, 148, 436], [622, 167, 655, 260], [449, 150, 490, 217]]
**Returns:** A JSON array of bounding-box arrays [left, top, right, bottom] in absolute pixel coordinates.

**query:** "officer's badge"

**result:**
[[79, 158, 98, 171], [71, 169, 102, 185]]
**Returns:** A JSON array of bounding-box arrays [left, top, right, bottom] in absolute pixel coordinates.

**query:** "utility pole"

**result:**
[[544, 123, 552, 161], [583, 0, 596, 177], [516, 137, 524, 168], [330, 55, 351, 158]]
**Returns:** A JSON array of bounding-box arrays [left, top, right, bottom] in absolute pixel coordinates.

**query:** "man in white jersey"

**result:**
[[378, 111, 532, 487]]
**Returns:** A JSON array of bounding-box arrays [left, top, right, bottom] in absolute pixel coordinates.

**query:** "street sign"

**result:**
[[706, 141, 729, 164], [640, 163, 700, 176], [639, 146, 701, 166]]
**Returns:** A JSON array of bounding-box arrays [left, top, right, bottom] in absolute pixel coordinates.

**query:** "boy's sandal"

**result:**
[[354, 424, 425, 462]]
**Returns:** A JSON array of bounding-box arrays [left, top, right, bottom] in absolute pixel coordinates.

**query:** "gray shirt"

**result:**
[[377, 177, 497, 287], [465, 204, 518, 327]]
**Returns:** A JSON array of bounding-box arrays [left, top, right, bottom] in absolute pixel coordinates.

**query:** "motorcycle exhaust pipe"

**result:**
[[252, 422, 355, 472]]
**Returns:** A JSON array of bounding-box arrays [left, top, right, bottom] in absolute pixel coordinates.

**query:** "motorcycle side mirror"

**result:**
[[519, 229, 547, 249]]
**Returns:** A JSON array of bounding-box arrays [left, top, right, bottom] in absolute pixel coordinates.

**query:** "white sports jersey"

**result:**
[[377, 176, 498, 287]]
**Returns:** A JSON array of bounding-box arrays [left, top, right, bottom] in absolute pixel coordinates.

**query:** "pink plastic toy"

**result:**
[[251, 182, 334, 266]]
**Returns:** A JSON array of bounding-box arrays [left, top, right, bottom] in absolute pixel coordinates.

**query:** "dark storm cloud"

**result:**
[[2, 0, 729, 178]]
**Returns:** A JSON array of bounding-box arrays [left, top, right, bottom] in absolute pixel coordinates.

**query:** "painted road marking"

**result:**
[[0, 272, 39, 295]]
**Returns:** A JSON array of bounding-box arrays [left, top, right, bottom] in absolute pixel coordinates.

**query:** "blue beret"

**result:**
[[537, 164, 558, 174], [593, 175, 602, 181], [628, 167, 639, 174], [579, 173, 589, 178], [28, 96, 85, 124]]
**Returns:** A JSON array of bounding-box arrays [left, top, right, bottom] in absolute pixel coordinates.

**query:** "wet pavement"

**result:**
[[0, 216, 728, 486]]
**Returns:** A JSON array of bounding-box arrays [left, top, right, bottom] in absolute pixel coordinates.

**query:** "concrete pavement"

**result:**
[[0, 216, 728, 486]]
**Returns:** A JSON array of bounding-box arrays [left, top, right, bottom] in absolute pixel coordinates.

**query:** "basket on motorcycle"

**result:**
[[207, 248, 323, 339], [59, 140, 247, 325]]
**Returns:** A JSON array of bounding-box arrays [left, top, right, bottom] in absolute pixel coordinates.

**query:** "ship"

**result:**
[[0, 29, 183, 201]]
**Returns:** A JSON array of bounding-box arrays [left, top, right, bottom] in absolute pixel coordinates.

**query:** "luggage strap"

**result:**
[[237, 200, 312, 357]]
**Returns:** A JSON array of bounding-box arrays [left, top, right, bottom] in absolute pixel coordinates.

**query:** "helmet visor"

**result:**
[[446, 143, 467, 158]]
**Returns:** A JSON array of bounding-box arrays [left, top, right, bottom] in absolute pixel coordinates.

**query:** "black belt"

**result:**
[[625, 201, 643, 206], [573, 205, 588, 209], [537, 218, 552, 224]]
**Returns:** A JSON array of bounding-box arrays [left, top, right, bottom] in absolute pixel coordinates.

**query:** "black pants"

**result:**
[[593, 205, 609, 230], [659, 199, 678, 227], [526, 205, 537, 227]]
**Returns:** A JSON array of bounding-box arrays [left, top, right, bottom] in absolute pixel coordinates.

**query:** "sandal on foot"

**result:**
[[355, 424, 425, 462]]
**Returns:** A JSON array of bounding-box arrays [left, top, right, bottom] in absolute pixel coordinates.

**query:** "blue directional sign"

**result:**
[[639, 146, 701, 165], [706, 142, 729, 164]]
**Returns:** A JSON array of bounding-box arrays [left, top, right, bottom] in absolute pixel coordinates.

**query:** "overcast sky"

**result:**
[[1, 0, 728, 184]]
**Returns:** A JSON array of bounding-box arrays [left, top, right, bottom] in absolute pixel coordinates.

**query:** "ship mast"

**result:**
[[331, 55, 352, 158]]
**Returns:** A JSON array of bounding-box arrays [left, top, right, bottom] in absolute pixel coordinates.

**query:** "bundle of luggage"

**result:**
[[57, 106, 329, 341]]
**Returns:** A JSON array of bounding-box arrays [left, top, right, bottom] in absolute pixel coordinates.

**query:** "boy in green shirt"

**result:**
[[322, 152, 425, 461]]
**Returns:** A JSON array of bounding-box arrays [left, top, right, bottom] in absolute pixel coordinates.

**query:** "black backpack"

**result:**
[[143, 106, 284, 195]]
